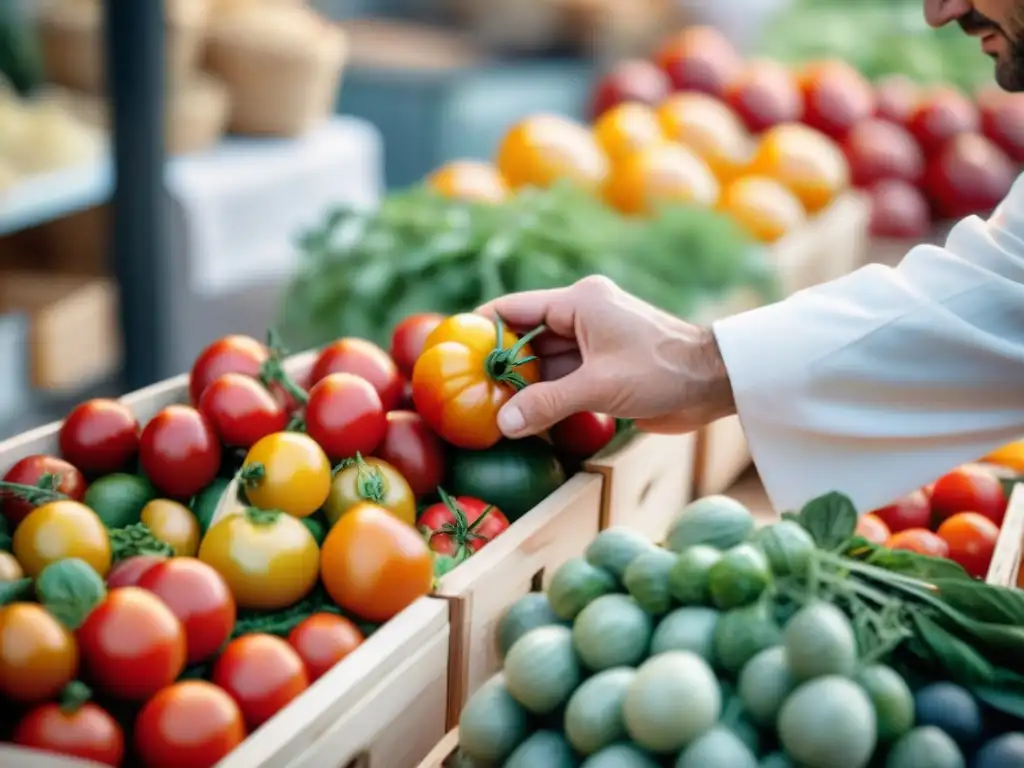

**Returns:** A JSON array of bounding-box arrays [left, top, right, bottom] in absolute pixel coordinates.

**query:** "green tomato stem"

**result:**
[[58, 681, 93, 714], [0, 479, 67, 507], [484, 313, 545, 390], [260, 328, 310, 406]]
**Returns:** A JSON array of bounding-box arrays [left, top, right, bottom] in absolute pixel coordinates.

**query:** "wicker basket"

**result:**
[[36, 0, 209, 94], [205, 6, 347, 137]]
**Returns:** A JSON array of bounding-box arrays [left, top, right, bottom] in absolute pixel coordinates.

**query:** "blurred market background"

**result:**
[[0, 0, 1013, 438]]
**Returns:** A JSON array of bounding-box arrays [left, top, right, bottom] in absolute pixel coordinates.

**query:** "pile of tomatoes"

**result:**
[[854, 464, 1009, 579], [0, 310, 618, 767]]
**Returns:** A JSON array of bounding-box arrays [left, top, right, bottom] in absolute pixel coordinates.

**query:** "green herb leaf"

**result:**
[[932, 578, 1024, 625], [0, 576, 32, 606], [798, 492, 858, 549], [864, 548, 969, 581], [907, 612, 995, 687], [35, 558, 107, 630]]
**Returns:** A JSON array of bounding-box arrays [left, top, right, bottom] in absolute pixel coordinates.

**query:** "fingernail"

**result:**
[[498, 405, 525, 435]]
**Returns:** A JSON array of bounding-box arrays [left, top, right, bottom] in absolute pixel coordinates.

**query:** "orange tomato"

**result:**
[[748, 123, 850, 214], [982, 440, 1024, 472], [495, 114, 608, 191], [886, 528, 950, 559], [0, 603, 78, 704], [719, 175, 806, 243], [936, 512, 999, 578], [656, 92, 753, 182], [855, 514, 891, 546], [603, 142, 720, 216], [320, 502, 433, 623], [592, 102, 666, 166], [411, 313, 540, 450], [425, 160, 509, 204]]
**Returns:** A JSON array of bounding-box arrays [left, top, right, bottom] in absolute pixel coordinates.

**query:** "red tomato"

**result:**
[[855, 513, 891, 545], [724, 59, 803, 133], [77, 587, 187, 701], [134, 680, 245, 768], [419, 492, 510, 556], [198, 373, 289, 449], [188, 335, 269, 405], [798, 60, 876, 140], [212, 634, 309, 729], [550, 412, 616, 459], [140, 406, 221, 499], [980, 90, 1024, 163], [936, 511, 1000, 578], [654, 26, 743, 98], [310, 338, 403, 412], [375, 410, 445, 498], [874, 74, 920, 126], [1, 454, 86, 529], [930, 465, 1008, 526], [867, 179, 932, 239], [842, 118, 925, 188], [390, 313, 445, 380], [14, 700, 125, 766], [304, 373, 387, 460], [59, 399, 139, 476], [886, 528, 950, 558], [106, 554, 168, 589], [287, 613, 365, 682], [138, 558, 237, 665], [590, 59, 672, 121], [925, 133, 1015, 220], [907, 88, 980, 155], [869, 490, 931, 533]]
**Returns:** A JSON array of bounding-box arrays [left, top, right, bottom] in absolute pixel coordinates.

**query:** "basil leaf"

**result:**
[[35, 558, 107, 630], [932, 578, 1024, 625], [909, 612, 995, 687], [865, 548, 970, 581], [798, 492, 858, 549]]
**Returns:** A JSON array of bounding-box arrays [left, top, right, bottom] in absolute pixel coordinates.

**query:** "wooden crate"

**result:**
[[417, 729, 461, 768], [987, 484, 1024, 588]]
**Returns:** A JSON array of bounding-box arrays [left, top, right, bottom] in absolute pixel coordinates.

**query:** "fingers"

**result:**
[[476, 286, 576, 336], [497, 370, 597, 438]]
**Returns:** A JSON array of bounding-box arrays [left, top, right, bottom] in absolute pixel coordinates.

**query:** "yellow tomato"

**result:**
[[426, 160, 509, 203], [496, 114, 609, 191], [982, 441, 1024, 472], [0, 551, 24, 582], [241, 432, 331, 518], [719, 175, 807, 244], [604, 142, 720, 216], [198, 507, 319, 610], [592, 103, 666, 167], [656, 92, 753, 182], [13, 501, 111, 579], [0, 603, 78, 703], [748, 123, 850, 214], [141, 499, 201, 557], [324, 456, 416, 528]]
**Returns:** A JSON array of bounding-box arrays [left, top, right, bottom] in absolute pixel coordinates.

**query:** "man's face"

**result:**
[[925, 0, 1024, 90]]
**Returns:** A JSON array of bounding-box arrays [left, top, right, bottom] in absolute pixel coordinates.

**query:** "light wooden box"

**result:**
[[987, 484, 1024, 588], [433, 473, 603, 728]]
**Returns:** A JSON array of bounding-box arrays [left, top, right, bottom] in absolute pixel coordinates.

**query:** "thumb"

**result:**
[[497, 371, 595, 438]]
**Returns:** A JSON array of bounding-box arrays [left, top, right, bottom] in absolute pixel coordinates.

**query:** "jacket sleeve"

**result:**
[[712, 179, 1024, 514]]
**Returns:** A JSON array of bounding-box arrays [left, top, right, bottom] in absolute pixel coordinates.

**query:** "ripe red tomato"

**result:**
[[925, 133, 1016, 220], [1, 454, 86, 529], [375, 410, 445, 498], [59, 399, 139, 476], [654, 26, 743, 98], [869, 490, 932, 533], [390, 313, 445, 380], [106, 554, 168, 588], [930, 465, 1007, 526], [980, 90, 1024, 162], [550, 412, 616, 460], [188, 335, 269, 405], [14, 699, 125, 766], [77, 587, 187, 701], [868, 179, 932, 239], [886, 528, 950, 558], [842, 118, 925, 188], [874, 74, 920, 126], [212, 634, 309, 729], [305, 373, 387, 460], [936, 511, 999, 578], [798, 61, 876, 141], [198, 373, 288, 449], [855, 513, 891, 545], [724, 59, 802, 133], [140, 405, 222, 498], [907, 88, 980, 155], [138, 558, 237, 665], [310, 338, 403, 412], [287, 613, 365, 682], [590, 59, 672, 121], [419, 492, 510, 556], [134, 680, 245, 768]]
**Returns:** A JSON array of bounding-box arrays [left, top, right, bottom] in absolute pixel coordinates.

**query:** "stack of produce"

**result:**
[[0, 314, 617, 766], [457, 492, 1024, 766]]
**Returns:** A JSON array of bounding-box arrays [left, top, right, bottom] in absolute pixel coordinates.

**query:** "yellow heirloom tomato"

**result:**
[[240, 432, 331, 518], [141, 499, 201, 556], [13, 501, 111, 578]]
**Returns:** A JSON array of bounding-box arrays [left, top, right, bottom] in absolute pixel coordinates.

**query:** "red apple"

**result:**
[[925, 132, 1015, 219], [654, 26, 743, 98], [724, 59, 803, 133], [979, 90, 1024, 163], [874, 74, 920, 126], [590, 59, 672, 121], [867, 179, 932, 238], [798, 60, 876, 141], [843, 118, 925, 187], [907, 87, 980, 155]]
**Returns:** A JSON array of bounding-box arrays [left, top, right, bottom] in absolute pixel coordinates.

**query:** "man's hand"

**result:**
[[477, 275, 736, 438]]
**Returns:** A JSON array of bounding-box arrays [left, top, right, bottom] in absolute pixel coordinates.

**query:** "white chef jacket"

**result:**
[[713, 175, 1024, 515]]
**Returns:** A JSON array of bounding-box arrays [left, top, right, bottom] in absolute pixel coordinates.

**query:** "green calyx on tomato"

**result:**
[[109, 522, 175, 561], [484, 315, 545, 390], [334, 453, 387, 503], [421, 487, 495, 560], [241, 506, 286, 528], [0, 475, 68, 508], [56, 680, 93, 714]]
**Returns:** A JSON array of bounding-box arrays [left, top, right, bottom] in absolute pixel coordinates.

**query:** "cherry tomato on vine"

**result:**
[[1, 454, 86, 529], [13, 500, 111, 578], [412, 313, 542, 450], [140, 499, 201, 557], [287, 613, 365, 682], [59, 399, 139, 476], [198, 373, 288, 449], [854, 513, 891, 546], [324, 455, 416, 527], [106, 554, 167, 589], [320, 502, 434, 622], [0, 602, 78, 703], [310, 338, 403, 412], [936, 511, 999, 578], [930, 465, 1007, 526], [390, 313, 444, 379], [241, 432, 331, 518], [550, 412, 616, 459], [868, 489, 931, 534], [375, 410, 445, 498], [140, 405, 221, 499], [14, 696, 125, 767], [305, 373, 387, 460], [188, 335, 269, 404], [134, 680, 245, 768], [885, 528, 950, 559], [419, 491, 509, 556], [138, 558, 237, 664], [212, 634, 309, 729], [77, 587, 187, 701]]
